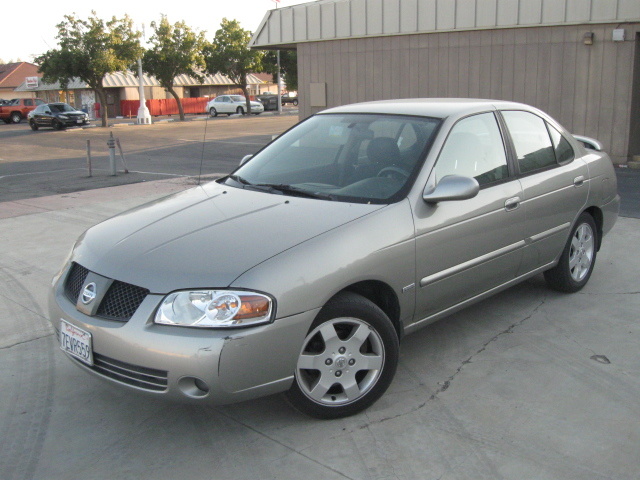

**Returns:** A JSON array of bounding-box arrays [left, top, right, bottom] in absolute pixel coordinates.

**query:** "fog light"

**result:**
[[178, 376, 210, 398]]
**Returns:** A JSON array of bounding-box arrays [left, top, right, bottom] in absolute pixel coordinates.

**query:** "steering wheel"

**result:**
[[377, 166, 410, 182]]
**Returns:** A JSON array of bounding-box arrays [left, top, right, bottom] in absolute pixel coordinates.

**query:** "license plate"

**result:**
[[60, 320, 93, 366], [76, 119, 83, 124]]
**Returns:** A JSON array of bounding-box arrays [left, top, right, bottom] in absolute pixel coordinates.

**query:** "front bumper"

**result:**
[[59, 117, 88, 126], [48, 268, 317, 405]]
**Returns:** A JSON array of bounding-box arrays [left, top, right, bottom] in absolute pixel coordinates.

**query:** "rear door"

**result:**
[[500, 110, 589, 275]]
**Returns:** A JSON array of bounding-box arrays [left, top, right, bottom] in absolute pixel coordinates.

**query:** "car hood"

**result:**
[[72, 181, 383, 293]]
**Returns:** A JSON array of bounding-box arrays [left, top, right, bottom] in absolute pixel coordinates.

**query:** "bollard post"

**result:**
[[107, 131, 116, 176], [115, 138, 129, 173], [86, 139, 92, 177]]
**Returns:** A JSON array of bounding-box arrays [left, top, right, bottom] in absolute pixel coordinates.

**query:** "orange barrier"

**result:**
[[120, 97, 210, 117]]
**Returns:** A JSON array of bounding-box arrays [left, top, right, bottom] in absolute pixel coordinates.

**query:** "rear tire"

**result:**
[[236, 106, 244, 115], [286, 292, 399, 419], [544, 212, 598, 292], [52, 120, 65, 130]]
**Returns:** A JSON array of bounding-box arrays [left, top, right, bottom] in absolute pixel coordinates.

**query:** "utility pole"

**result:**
[[275, 0, 282, 114], [137, 24, 152, 125]]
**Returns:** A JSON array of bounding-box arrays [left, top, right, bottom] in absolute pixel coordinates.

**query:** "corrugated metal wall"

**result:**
[[253, 0, 640, 46], [298, 23, 639, 162]]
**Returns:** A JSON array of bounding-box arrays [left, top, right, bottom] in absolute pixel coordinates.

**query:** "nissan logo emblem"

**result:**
[[81, 282, 97, 304]]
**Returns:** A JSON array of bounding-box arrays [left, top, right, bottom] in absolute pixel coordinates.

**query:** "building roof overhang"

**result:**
[[250, 0, 640, 49]]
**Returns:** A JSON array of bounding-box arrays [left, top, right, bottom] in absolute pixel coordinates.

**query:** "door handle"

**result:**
[[574, 176, 585, 187], [505, 196, 521, 211]]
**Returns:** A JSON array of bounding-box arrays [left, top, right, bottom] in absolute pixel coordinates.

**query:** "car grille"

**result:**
[[64, 262, 149, 322], [73, 353, 168, 392], [97, 280, 149, 321], [64, 262, 89, 303]]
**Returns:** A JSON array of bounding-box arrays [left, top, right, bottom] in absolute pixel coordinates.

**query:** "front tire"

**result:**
[[236, 106, 244, 115], [209, 107, 217, 117], [29, 120, 38, 131], [52, 119, 65, 130], [287, 292, 399, 419], [544, 212, 598, 292], [10, 112, 22, 124]]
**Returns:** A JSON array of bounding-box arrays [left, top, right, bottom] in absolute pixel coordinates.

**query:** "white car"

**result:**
[[206, 95, 264, 116]]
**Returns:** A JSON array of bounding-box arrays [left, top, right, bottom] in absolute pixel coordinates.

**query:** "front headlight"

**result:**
[[155, 290, 273, 328]]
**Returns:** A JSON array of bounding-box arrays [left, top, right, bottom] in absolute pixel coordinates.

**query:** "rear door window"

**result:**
[[502, 111, 556, 174]]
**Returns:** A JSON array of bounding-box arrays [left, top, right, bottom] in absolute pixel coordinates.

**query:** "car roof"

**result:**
[[321, 98, 531, 119]]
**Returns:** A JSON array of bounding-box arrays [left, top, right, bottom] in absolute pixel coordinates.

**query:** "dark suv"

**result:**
[[28, 103, 89, 130]]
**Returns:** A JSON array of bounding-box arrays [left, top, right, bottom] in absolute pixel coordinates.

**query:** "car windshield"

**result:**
[[222, 113, 441, 204], [229, 95, 245, 103], [50, 104, 75, 113]]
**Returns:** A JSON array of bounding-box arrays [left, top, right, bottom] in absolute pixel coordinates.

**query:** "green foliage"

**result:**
[[35, 12, 142, 126], [36, 12, 142, 90], [203, 18, 263, 112], [263, 50, 298, 92], [143, 16, 206, 88], [142, 16, 206, 120]]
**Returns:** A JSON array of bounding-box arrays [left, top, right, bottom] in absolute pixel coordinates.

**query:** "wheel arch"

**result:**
[[583, 206, 603, 250], [333, 280, 403, 340]]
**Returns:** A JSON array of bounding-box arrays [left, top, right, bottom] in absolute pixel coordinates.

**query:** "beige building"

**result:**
[[15, 72, 267, 117], [251, 0, 640, 164]]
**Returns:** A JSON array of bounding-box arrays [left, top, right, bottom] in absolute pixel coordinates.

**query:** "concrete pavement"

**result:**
[[0, 178, 639, 480]]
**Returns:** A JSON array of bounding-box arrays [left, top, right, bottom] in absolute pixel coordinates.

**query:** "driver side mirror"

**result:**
[[423, 175, 479, 204], [240, 154, 253, 166]]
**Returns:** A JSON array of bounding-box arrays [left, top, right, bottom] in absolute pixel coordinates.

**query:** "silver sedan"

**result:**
[[49, 99, 619, 418]]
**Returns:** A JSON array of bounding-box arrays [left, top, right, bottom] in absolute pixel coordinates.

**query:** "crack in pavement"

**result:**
[[351, 300, 548, 430], [426, 300, 547, 402], [0, 333, 54, 351], [218, 410, 357, 480]]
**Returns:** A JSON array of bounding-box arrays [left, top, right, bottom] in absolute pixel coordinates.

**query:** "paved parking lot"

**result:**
[[0, 117, 639, 480], [0, 113, 298, 203]]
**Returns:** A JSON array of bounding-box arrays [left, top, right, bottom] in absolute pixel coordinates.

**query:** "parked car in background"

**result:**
[[206, 95, 264, 116], [49, 99, 619, 419], [256, 93, 279, 111], [281, 92, 298, 106], [28, 102, 90, 130], [0, 97, 45, 124]]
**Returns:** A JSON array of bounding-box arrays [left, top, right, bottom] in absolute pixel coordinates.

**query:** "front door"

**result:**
[[412, 112, 526, 323]]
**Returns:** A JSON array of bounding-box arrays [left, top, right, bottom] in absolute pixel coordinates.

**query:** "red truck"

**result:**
[[0, 98, 45, 124]]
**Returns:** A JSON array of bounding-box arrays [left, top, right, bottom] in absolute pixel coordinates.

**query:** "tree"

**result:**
[[203, 19, 263, 114], [263, 49, 298, 92], [35, 12, 142, 127], [142, 16, 206, 121]]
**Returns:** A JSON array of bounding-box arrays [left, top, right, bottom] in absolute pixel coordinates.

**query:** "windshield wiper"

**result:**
[[253, 183, 335, 200], [225, 174, 253, 187]]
